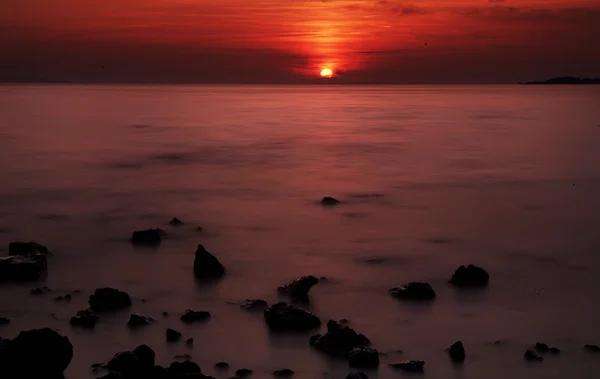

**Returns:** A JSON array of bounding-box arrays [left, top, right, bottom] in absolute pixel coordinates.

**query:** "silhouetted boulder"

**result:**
[[89, 288, 132, 312], [193, 245, 226, 279], [584, 344, 600, 353], [0, 254, 47, 282], [532, 342, 560, 354], [346, 372, 368, 379], [215, 362, 230, 369], [168, 360, 201, 375], [166, 328, 182, 342], [70, 309, 98, 329], [130, 229, 165, 246], [107, 351, 140, 376], [0, 317, 10, 325], [186, 338, 194, 346], [349, 347, 379, 368], [524, 349, 543, 361], [310, 320, 371, 356], [448, 341, 465, 362], [450, 265, 489, 287], [264, 302, 321, 331], [273, 369, 294, 377], [389, 360, 425, 373], [133, 344, 155, 368], [9, 242, 49, 256], [181, 309, 211, 323], [321, 197, 340, 206], [235, 368, 253, 377], [30, 285, 51, 295], [127, 313, 154, 328], [7, 328, 73, 376], [240, 299, 269, 312], [278, 275, 319, 299], [169, 218, 185, 227], [389, 282, 436, 301]]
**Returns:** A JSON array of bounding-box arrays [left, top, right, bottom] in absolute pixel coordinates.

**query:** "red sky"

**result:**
[[1, 0, 599, 83]]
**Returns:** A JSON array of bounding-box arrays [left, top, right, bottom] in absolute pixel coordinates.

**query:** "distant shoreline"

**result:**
[[521, 77, 600, 85]]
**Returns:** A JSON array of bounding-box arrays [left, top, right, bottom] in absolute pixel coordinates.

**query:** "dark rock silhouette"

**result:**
[[130, 229, 165, 246], [30, 285, 51, 295], [107, 351, 141, 376], [523, 77, 600, 85], [169, 218, 185, 227], [389, 282, 436, 301], [193, 244, 226, 279], [0, 317, 9, 325], [448, 341, 465, 362], [8, 241, 49, 256], [235, 368, 253, 377], [450, 265, 489, 287], [321, 197, 340, 206], [162, 311, 169, 317], [278, 275, 319, 299], [264, 302, 321, 331], [310, 320, 371, 356], [240, 299, 269, 312], [215, 362, 230, 369], [127, 313, 154, 328], [534, 342, 560, 354], [346, 372, 369, 379], [349, 347, 379, 368], [273, 369, 294, 377], [389, 360, 425, 373], [186, 338, 194, 346], [181, 309, 211, 323], [54, 294, 72, 302], [132, 344, 155, 368], [70, 309, 99, 329], [524, 349, 543, 361], [196, 226, 204, 233], [89, 288, 132, 312], [5, 328, 73, 377], [584, 344, 600, 352], [168, 360, 202, 375], [0, 254, 47, 282], [166, 328, 182, 342]]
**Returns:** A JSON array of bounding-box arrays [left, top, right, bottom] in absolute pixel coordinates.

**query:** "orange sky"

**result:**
[[2, 0, 599, 83]]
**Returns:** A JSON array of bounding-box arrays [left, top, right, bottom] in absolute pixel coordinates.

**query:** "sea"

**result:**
[[1, 84, 600, 379]]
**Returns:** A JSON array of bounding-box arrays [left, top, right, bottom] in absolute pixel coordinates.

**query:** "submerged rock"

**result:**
[[310, 320, 371, 356], [0, 254, 47, 282], [30, 285, 52, 295], [273, 369, 294, 377], [535, 342, 560, 354], [321, 197, 340, 206], [70, 309, 99, 329], [89, 288, 132, 312], [448, 341, 465, 362], [278, 275, 319, 299], [264, 302, 321, 331], [349, 347, 379, 368], [240, 299, 269, 312], [524, 349, 543, 361], [7, 328, 73, 377], [389, 360, 425, 373], [193, 244, 226, 279], [169, 218, 185, 227], [389, 282, 436, 301], [584, 344, 600, 353], [166, 328, 182, 342], [450, 265, 489, 287], [181, 309, 211, 323], [0, 317, 10, 325], [130, 229, 165, 246], [8, 241, 49, 256], [186, 338, 194, 346], [235, 368, 253, 377], [127, 313, 154, 328], [346, 372, 368, 379], [215, 362, 230, 369]]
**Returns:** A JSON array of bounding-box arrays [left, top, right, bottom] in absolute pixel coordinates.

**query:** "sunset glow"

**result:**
[[320, 68, 333, 78]]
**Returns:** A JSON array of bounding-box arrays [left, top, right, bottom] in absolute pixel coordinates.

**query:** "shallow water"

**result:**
[[1, 84, 600, 378]]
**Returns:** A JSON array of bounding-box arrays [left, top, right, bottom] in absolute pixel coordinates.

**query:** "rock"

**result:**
[[215, 362, 230, 369], [524, 349, 543, 361], [162, 311, 169, 317], [240, 299, 269, 312], [0, 317, 10, 325], [310, 320, 370, 356], [277, 275, 319, 299], [273, 369, 294, 377], [389, 282, 436, 301], [65, 293, 72, 301], [349, 347, 379, 368], [264, 302, 321, 331], [127, 313, 154, 328], [196, 226, 204, 233], [130, 229, 165, 246], [107, 351, 140, 376], [98, 373, 125, 379], [448, 341, 465, 362], [8, 241, 49, 256], [321, 197, 340, 206], [166, 328, 182, 342], [174, 354, 192, 360], [534, 342, 560, 355], [7, 328, 73, 376], [346, 373, 368, 379], [89, 288, 132, 312], [168, 360, 201, 375], [339, 318, 349, 324], [0, 254, 47, 282], [389, 360, 425, 373], [549, 347, 560, 355], [169, 218, 185, 227], [133, 344, 155, 368], [193, 245, 226, 279], [70, 309, 99, 329], [584, 344, 600, 352], [450, 265, 489, 287], [181, 309, 211, 323], [30, 285, 51, 295], [186, 338, 194, 346], [235, 368, 253, 377]]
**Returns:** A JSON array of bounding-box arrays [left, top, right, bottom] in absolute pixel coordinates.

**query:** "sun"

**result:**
[[320, 68, 333, 78]]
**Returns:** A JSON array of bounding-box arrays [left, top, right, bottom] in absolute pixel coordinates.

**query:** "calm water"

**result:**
[[1, 85, 600, 379]]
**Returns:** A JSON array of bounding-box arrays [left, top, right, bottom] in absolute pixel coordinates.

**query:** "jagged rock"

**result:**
[[166, 328, 182, 342], [215, 362, 230, 369], [89, 288, 132, 312], [8, 241, 49, 256], [321, 197, 340, 206], [584, 344, 600, 352], [127, 313, 154, 328], [7, 328, 73, 376], [169, 218, 185, 227], [264, 302, 321, 331], [534, 342, 560, 354], [168, 360, 201, 375], [70, 309, 98, 328], [235, 368, 253, 377], [193, 245, 226, 279], [346, 372, 368, 379], [278, 275, 319, 299], [0, 254, 47, 282], [310, 320, 370, 356], [186, 338, 194, 346], [450, 265, 489, 287], [349, 347, 379, 368], [181, 309, 211, 323], [107, 351, 140, 376], [0, 317, 10, 325], [273, 369, 294, 377], [130, 229, 165, 246], [524, 349, 543, 361], [389, 282, 436, 301], [30, 285, 51, 295], [240, 299, 269, 312], [389, 360, 425, 373], [133, 344, 155, 368], [448, 341, 465, 362]]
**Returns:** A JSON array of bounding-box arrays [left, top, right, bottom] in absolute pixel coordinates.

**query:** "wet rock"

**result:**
[[193, 244, 226, 279], [186, 338, 194, 346], [534, 342, 559, 354], [107, 351, 140, 376], [162, 311, 169, 317], [89, 288, 132, 312], [339, 318, 349, 324], [166, 328, 182, 342], [310, 320, 371, 356], [349, 347, 379, 368], [549, 347, 560, 354], [127, 313, 154, 328], [70, 309, 99, 329], [0, 317, 10, 325], [9, 241, 49, 256], [524, 349, 543, 361], [321, 197, 340, 206], [7, 328, 73, 376], [168, 360, 201, 375], [30, 285, 51, 295], [169, 218, 185, 227], [450, 265, 489, 287], [273, 369, 294, 377], [131, 229, 165, 246], [346, 372, 368, 379], [447, 341, 465, 362], [181, 309, 211, 323], [215, 362, 230, 369], [264, 302, 321, 331], [278, 275, 319, 299], [584, 344, 600, 352], [240, 299, 269, 312], [389, 360, 425, 373], [235, 368, 253, 377], [0, 254, 47, 282], [196, 226, 204, 233], [389, 282, 436, 301], [133, 344, 155, 368]]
